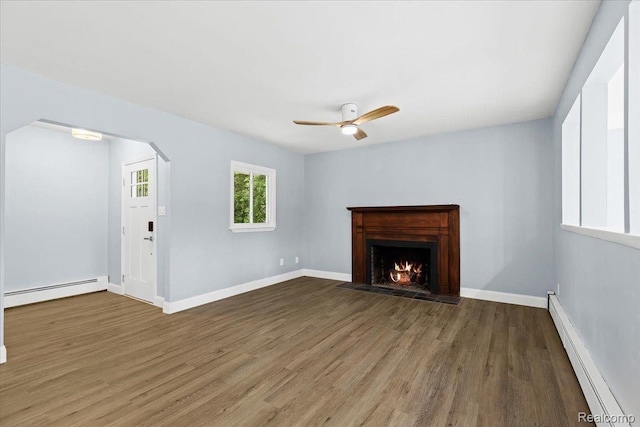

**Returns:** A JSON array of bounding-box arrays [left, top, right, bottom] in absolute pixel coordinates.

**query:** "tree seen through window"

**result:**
[[234, 171, 267, 224]]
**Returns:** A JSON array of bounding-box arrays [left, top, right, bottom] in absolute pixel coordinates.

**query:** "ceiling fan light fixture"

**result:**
[[294, 104, 398, 141], [71, 128, 102, 141], [341, 124, 358, 135]]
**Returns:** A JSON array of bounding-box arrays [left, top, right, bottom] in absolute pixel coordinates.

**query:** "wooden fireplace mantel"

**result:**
[[347, 205, 460, 296]]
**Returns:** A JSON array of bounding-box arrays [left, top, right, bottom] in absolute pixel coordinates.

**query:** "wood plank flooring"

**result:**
[[0, 277, 591, 426]]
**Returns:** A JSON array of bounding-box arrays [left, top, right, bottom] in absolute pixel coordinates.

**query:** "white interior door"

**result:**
[[122, 157, 156, 303]]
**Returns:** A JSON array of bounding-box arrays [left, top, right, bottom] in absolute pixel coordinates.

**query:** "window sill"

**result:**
[[560, 224, 640, 249], [229, 225, 276, 233]]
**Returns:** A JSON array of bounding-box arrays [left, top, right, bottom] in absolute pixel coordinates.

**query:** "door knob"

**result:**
[[144, 236, 154, 242]]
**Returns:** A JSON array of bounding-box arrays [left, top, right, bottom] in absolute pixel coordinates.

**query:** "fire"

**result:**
[[389, 261, 422, 285]]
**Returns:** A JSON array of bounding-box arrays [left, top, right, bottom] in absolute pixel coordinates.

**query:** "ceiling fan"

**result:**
[[293, 104, 399, 141]]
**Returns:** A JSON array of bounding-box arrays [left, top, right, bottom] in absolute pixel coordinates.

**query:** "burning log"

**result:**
[[389, 261, 422, 286]]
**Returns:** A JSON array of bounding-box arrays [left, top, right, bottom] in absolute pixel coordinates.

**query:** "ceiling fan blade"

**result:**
[[352, 106, 399, 125], [353, 128, 368, 141], [293, 120, 343, 126]]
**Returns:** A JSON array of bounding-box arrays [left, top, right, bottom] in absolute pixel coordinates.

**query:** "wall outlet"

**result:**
[[295, 256, 299, 264], [280, 258, 284, 266], [158, 206, 166, 216]]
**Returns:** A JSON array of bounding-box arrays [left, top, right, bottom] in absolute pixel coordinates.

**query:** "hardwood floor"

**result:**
[[0, 277, 590, 426]]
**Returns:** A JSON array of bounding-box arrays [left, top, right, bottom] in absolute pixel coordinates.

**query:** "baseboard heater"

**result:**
[[548, 295, 630, 427], [5, 276, 108, 308]]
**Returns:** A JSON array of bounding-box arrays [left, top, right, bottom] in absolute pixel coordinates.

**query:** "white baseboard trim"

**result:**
[[154, 296, 165, 308], [548, 295, 630, 426], [460, 287, 547, 309], [301, 269, 352, 282], [163, 269, 305, 314], [4, 276, 108, 308], [160, 268, 548, 315], [107, 283, 124, 295], [0, 345, 6, 364]]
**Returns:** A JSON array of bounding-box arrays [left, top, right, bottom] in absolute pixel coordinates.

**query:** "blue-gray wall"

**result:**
[[552, 0, 639, 418], [0, 62, 306, 334], [4, 125, 109, 291], [3, 128, 168, 299], [304, 119, 554, 297]]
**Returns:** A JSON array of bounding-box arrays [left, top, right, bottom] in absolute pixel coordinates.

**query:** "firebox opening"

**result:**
[[366, 239, 438, 294]]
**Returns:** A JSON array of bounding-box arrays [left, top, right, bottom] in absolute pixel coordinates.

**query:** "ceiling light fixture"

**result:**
[[71, 128, 102, 141], [341, 124, 358, 135]]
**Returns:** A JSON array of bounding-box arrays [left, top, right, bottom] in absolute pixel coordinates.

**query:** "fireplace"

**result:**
[[348, 205, 460, 296], [366, 239, 438, 294]]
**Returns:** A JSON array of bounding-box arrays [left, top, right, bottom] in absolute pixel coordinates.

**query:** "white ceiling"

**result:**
[[0, 1, 599, 154]]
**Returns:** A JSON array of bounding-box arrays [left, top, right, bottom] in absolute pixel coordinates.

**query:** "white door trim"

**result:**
[[121, 155, 159, 305]]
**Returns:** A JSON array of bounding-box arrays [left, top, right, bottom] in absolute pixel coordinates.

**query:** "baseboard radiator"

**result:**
[[5, 276, 108, 308], [548, 295, 631, 427]]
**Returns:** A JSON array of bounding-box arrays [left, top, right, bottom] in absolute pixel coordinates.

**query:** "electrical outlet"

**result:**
[[158, 206, 166, 216], [280, 258, 284, 266], [295, 256, 299, 264]]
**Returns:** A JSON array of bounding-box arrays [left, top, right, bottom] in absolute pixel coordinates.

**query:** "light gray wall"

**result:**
[[552, 0, 639, 418], [3, 127, 168, 300], [4, 125, 109, 291], [304, 119, 554, 297], [0, 64, 305, 322]]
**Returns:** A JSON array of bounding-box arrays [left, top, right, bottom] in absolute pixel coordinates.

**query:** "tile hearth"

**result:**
[[337, 282, 461, 305]]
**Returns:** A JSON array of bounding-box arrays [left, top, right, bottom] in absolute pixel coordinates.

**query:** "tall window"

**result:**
[[561, 10, 640, 247], [562, 95, 581, 226], [630, 0, 640, 235], [581, 20, 624, 232], [230, 161, 276, 232]]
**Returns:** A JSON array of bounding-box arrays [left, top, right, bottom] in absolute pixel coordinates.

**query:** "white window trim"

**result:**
[[561, 224, 640, 250], [229, 161, 276, 233], [559, 9, 640, 250]]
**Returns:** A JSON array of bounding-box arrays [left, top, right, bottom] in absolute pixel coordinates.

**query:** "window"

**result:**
[[562, 95, 581, 226], [230, 161, 276, 232], [131, 168, 149, 198], [581, 19, 624, 232], [630, 0, 640, 235], [561, 12, 640, 249]]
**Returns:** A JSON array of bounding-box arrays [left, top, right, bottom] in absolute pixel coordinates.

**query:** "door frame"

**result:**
[[121, 154, 159, 306]]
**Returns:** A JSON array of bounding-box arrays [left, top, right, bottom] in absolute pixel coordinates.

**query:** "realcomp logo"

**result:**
[[578, 412, 636, 424]]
